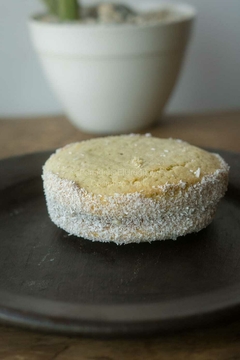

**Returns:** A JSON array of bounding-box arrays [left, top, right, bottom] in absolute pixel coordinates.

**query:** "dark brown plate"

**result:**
[[0, 150, 240, 337]]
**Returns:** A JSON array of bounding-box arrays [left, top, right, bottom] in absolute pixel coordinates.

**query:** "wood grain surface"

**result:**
[[0, 112, 240, 360], [0, 112, 240, 160]]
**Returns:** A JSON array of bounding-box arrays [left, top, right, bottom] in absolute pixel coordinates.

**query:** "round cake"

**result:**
[[42, 135, 229, 244]]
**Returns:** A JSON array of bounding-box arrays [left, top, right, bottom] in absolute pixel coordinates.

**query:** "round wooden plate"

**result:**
[[0, 150, 240, 337]]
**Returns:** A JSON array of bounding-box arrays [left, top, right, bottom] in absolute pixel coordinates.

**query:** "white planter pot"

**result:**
[[29, 3, 195, 134]]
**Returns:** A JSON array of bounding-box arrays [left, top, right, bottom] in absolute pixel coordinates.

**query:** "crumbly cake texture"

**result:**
[[42, 135, 229, 244]]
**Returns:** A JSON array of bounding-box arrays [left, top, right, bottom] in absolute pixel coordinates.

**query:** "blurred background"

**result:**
[[1, 0, 239, 117]]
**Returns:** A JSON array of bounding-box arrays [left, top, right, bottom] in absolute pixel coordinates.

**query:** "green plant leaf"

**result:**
[[58, 0, 79, 21], [41, 0, 58, 16]]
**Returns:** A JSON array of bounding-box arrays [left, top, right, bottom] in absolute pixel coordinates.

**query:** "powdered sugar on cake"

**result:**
[[42, 153, 229, 244]]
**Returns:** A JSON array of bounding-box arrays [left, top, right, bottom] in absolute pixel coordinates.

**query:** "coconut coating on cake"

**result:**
[[42, 135, 229, 244]]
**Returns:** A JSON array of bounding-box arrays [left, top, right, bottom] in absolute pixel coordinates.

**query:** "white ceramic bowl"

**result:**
[[29, 3, 196, 134]]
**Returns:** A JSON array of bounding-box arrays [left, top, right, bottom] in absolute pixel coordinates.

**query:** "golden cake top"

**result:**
[[44, 135, 224, 196]]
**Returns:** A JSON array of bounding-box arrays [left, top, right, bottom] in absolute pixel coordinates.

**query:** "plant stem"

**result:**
[[58, 0, 80, 21]]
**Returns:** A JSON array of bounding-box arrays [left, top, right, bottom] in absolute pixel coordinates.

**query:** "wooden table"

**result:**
[[0, 112, 240, 359]]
